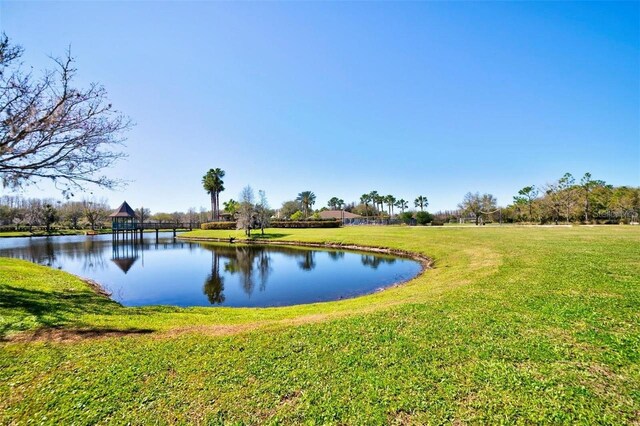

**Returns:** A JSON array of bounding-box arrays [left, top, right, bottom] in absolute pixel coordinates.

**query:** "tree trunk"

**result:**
[[584, 199, 589, 223], [211, 191, 216, 222]]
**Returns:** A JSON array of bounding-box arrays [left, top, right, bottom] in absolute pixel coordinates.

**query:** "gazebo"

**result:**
[[110, 201, 138, 240]]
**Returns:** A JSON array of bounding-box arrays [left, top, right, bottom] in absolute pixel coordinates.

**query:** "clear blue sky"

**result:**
[[1, 1, 638, 213]]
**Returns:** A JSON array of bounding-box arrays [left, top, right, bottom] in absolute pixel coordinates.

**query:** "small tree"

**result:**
[[399, 211, 413, 224], [415, 211, 433, 225], [61, 201, 84, 229], [83, 199, 108, 230], [255, 190, 270, 235], [42, 203, 58, 233], [186, 207, 198, 227], [237, 186, 255, 237], [135, 207, 151, 225], [459, 192, 481, 225], [223, 199, 240, 218], [579, 172, 607, 223], [290, 211, 304, 221], [280, 200, 301, 219], [558, 173, 577, 223], [514, 186, 538, 221]]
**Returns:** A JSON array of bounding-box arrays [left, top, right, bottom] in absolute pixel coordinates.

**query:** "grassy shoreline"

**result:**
[[1, 226, 639, 423]]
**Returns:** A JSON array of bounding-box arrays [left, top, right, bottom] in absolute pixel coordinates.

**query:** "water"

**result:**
[[0, 233, 422, 307]]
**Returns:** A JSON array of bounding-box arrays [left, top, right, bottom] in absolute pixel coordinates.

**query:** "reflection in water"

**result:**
[[218, 246, 272, 298], [327, 251, 345, 261], [111, 243, 139, 274], [298, 251, 315, 271], [0, 235, 421, 307], [204, 251, 225, 304], [361, 254, 397, 269]]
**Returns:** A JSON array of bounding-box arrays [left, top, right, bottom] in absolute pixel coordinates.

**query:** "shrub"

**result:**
[[201, 221, 236, 230], [290, 211, 304, 221], [270, 220, 340, 228], [415, 211, 433, 225], [399, 212, 414, 224]]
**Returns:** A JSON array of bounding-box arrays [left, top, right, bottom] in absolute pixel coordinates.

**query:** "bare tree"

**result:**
[[135, 207, 151, 225], [255, 190, 270, 235], [60, 201, 84, 228], [83, 198, 108, 230], [0, 35, 131, 196], [237, 186, 255, 237], [186, 207, 198, 227], [458, 192, 482, 225]]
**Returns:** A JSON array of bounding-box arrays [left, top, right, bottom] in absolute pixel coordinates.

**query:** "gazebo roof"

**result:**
[[109, 201, 137, 218], [111, 257, 137, 273]]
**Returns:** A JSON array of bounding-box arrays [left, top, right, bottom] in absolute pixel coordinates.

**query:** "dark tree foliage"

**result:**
[[0, 34, 130, 196]]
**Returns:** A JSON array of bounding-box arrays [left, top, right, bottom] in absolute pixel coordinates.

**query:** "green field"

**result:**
[[1, 226, 639, 424]]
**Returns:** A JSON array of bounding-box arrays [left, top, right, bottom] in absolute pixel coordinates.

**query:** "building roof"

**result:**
[[109, 201, 137, 218], [318, 210, 363, 220]]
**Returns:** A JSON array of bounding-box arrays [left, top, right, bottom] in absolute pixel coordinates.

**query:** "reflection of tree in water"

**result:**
[[327, 251, 345, 261], [1, 237, 113, 271], [81, 238, 109, 272], [203, 251, 225, 304], [42, 239, 56, 267], [0, 238, 59, 267], [361, 255, 396, 269], [223, 246, 272, 296], [297, 251, 316, 271]]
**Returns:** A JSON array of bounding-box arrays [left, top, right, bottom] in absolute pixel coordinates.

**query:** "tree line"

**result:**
[[444, 172, 639, 225], [0, 195, 209, 232]]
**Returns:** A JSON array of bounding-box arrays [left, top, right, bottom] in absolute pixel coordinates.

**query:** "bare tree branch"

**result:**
[[0, 34, 131, 197]]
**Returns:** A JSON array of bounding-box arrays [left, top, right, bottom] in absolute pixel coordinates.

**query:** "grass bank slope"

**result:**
[[1, 226, 639, 424]]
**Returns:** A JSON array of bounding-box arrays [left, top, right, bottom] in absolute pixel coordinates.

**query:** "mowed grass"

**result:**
[[1, 226, 639, 424]]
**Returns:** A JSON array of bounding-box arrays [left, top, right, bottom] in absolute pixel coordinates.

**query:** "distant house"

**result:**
[[318, 210, 365, 225]]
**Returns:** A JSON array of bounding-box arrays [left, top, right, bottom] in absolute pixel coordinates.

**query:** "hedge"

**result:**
[[201, 220, 340, 230], [270, 220, 340, 228], [201, 221, 236, 230]]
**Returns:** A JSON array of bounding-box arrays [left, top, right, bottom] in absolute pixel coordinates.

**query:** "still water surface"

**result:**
[[0, 233, 422, 307]]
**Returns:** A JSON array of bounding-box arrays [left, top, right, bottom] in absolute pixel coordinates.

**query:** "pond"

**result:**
[[0, 233, 422, 307]]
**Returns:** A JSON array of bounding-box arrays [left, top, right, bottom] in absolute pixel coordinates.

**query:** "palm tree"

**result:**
[[395, 199, 408, 214], [360, 193, 371, 218], [328, 197, 344, 210], [296, 191, 316, 217], [369, 191, 382, 217], [385, 195, 396, 217], [414, 195, 428, 212], [202, 168, 225, 221], [377, 196, 384, 216]]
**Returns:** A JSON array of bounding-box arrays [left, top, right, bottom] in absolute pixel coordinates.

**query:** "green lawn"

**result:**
[[1, 226, 639, 424]]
